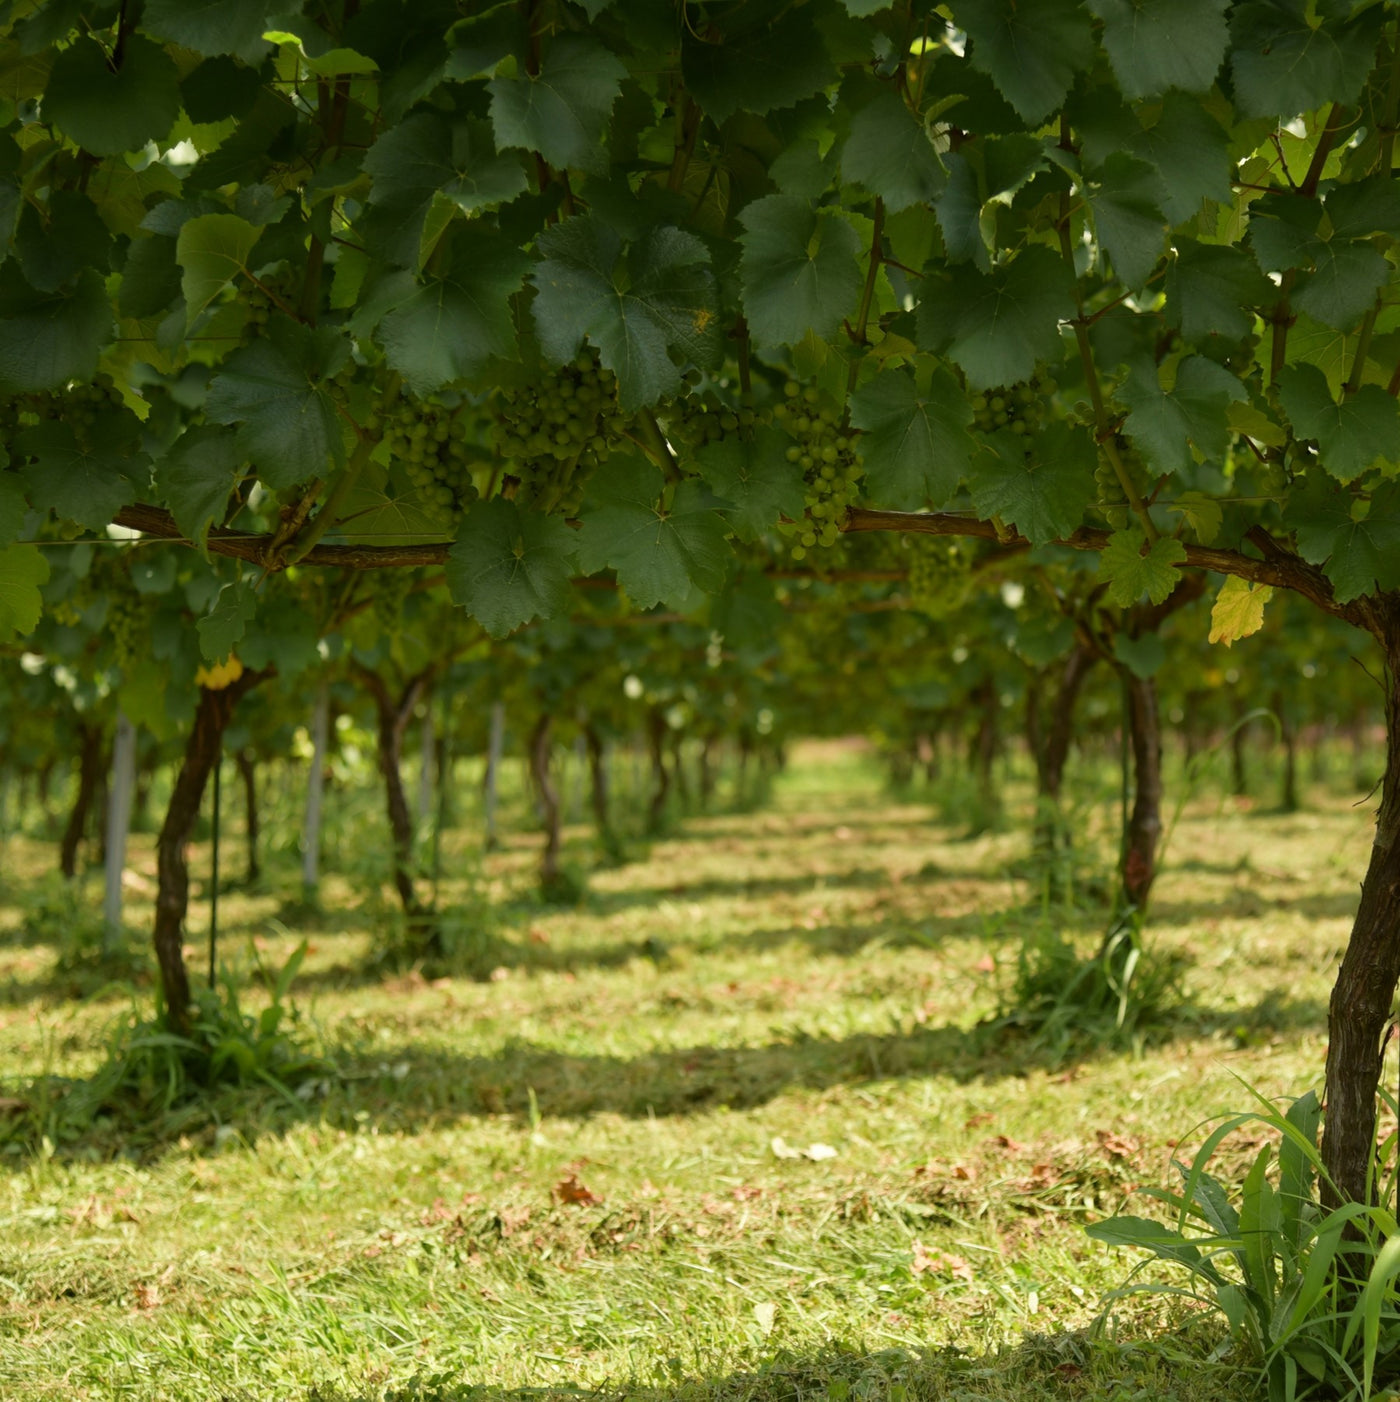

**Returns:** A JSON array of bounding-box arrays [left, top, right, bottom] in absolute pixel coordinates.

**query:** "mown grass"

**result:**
[[0, 737, 1383, 1401]]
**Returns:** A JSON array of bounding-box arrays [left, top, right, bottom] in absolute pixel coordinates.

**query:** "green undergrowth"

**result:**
[[0, 742, 1379, 1401]]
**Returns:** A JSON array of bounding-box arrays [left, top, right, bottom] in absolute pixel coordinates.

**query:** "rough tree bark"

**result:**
[[1322, 616, 1400, 1210], [235, 749, 260, 884], [301, 682, 329, 899], [483, 699, 505, 851], [60, 722, 104, 880], [154, 673, 262, 1032], [583, 723, 612, 841], [1033, 640, 1096, 864], [530, 713, 562, 888], [1274, 688, 1299, 813], [1119, 669, 1163, 911], [357, 665, 432, 923], [103, 712, 136, 949], [646, 708, 670, 833]]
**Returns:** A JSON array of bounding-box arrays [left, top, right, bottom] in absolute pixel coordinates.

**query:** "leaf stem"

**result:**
[[846, 197, 885, 396]]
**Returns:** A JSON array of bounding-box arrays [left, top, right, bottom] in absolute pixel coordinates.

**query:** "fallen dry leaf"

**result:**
[[912, 1241, 975, 1281], [1096, 1130, 1141, 1160], [553, 1173, 603, 1206]]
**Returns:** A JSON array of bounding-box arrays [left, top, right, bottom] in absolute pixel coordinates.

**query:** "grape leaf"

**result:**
[[488, 34, 627, 176], [1230, 0, 1383, 119], [0, 266, 111, 392], [710, 573, 783, 658], [16, 420, 142, 529], [155, 426, 244, 549], [1086, 153, 1167, 289], [917, 247, 1075, 390], [1085, 0, 1229, 97], [1284, 475, 1400, 602], [1325, 175, 1400, 239], [1112, 632, 1166, 679], [694, 428, 808, 542], [681, 9, 837, 123], [849, 365, 975, 509], [142, 0, 272, 65], [841, 93, 946, 212], [119, 234, 182, 319], [961, 0, 1094, 125], [739, 195, 864, 349], [204, 320, 348, 489], [1120, 355, 1245, 476], [43, 35, 181, 157], [1096, 529, 1187, 605], [1278, 364, 1400, 485], [1167, 241, 1272, 343], [0, 471, 25, 548], [532, 216, 718, 411], [0, 543, 48, 639], [364, 112, 527, 216], [446, 497, 577, 637], [969, 421, 1097, 545], [1170, 491, 1223, 544], [1293, 241, 1389, 332], [373, 235, 530, 394], [1208, 576, 1273, 646], [176, 213, 262, 317], [576, 456, 731, 610], [1130, 94, 1233, 226], [238, 608, 320, 677], [14, 190, 111, 293], [197, 581, 256, 662]]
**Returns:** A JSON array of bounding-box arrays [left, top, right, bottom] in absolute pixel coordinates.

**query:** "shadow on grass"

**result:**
[[300, 1327, 1253, 1402]]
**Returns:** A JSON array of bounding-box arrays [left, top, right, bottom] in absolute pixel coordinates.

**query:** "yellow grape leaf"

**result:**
[[1208, 576, 1273, 647]]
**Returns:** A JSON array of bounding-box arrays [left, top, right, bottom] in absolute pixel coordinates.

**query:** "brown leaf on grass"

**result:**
[[553, 1173, 603, 1206], [1024, 1162, 1061, 1189], [133, 1282, 160, 1311], [992, 1135, 1029, 1154], [974, 955, 996, 974], [911, 1241, 974, 1281], [1096, 1130, 1141, 1160], [965, 1112, 994, 1130]]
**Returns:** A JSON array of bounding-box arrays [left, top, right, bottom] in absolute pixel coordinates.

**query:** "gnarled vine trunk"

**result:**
[[647, 708, 670, 834], [359, 667, 431, 922], [60, 722, 104, 880], [531, 713, 562, 888], [154, 674, 261, 1032], [236, 750, 260, 885], [1322, 620, 1400, 1210], [1120, 670, 1163, 912]]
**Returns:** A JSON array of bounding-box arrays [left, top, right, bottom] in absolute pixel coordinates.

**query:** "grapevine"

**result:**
[[1094, 436, 1147, 531], [772, 381, 864, 561], [904, 537, 973, 619], [970, 371, 1056, 457], [662, 390, 767, 466], [490, 353, 629, 515], [380, 392, 479, 528], [372, 566, 416, 632], [105, 572, 149, 674]]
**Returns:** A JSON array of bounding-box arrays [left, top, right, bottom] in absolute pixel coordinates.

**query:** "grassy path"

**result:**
[[0, 742, 1374, 1400]]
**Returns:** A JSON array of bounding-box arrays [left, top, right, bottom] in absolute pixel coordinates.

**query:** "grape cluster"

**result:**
[[373, 567, 415, 631], [905, 536, 972, 618], [107, 582, 148, 672], [380, 394, 478, 527], [663, 392, 766, 460], [1094, 438, 1146, 530], [773, 381, 864, 560], [0, 378, 125, 452], [490, 353, 629, 515], [970, 372, 1056, 460], [243, 277, 299, 333]]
